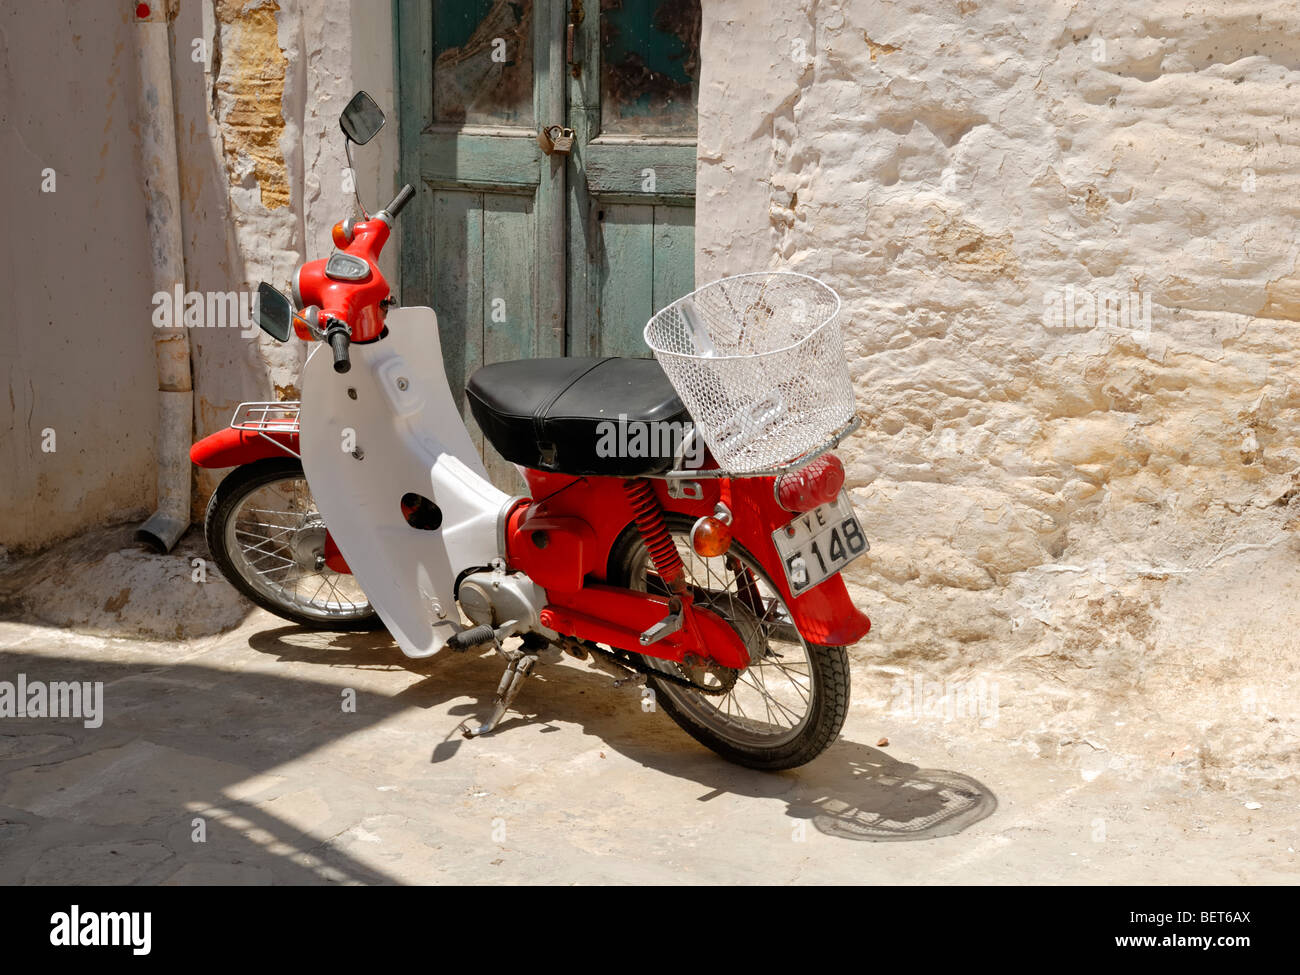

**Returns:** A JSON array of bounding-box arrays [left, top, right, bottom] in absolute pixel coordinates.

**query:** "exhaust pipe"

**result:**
[[133, 1, 192, 553]]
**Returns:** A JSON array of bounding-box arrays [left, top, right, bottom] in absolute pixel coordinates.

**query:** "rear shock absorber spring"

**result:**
[[624, 478, 686, 593]]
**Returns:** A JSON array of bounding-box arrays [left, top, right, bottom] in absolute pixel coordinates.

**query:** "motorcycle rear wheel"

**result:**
[[204, 457, 383, 630], [609, 516, 851, 771]]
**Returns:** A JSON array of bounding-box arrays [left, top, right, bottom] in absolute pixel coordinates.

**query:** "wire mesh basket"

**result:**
[[643, 272, 856, 472]]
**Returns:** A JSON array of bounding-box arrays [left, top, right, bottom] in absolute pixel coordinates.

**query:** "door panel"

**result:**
[[428, 190, 538, 488], [482, 195, 539, 369], [599, 0, 700, 136], [428, 191, 482, 410], [589, 202, 694, 359], [594, 203, 655, 359], [432, 0, 534, 126], [651, 204, 694, 312]]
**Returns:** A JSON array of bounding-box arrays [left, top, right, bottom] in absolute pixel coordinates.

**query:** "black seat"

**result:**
[[465, 357, 693, 476]]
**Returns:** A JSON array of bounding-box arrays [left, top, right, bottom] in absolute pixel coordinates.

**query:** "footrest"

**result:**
[[446, 624, 495, 652]]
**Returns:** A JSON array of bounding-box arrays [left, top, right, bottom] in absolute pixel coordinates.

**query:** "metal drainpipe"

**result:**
[[133, 0, 193, 552]]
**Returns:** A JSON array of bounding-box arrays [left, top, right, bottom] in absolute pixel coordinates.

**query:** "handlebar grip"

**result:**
[[326, 325, 351, 374], [385, 183, 415, 218]]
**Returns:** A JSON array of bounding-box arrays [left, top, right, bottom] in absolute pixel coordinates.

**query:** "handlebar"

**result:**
[[324, 320, 351, 374], [384, 183, 415, 219], [313, 185, 412, 371]]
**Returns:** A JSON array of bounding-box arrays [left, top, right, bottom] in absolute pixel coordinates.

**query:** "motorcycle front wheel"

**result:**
[[204, 457, 383, 630], [609, 516, 851, 771]]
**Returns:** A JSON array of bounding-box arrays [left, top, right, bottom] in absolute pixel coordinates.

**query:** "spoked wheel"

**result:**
[[610, 516, 850, 770], [205, 457, 383, 630]]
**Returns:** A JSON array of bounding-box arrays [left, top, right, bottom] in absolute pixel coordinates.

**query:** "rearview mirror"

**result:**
[[340, 90, 385, 145], [255, 282, 294, 342]]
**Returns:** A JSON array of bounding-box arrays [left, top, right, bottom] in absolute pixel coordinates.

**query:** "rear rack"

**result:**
[[230, 401, 301, 459], [658, 415, 860, 480]]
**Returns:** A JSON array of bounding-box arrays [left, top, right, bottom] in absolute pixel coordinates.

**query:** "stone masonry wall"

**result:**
[[697, 0, 1300, 784]]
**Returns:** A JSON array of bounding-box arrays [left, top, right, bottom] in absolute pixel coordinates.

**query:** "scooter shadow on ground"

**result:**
[[246, 624, 998, 843]]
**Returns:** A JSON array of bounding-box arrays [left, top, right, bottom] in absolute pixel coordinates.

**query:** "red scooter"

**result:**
[[192, 92, 870, 769]]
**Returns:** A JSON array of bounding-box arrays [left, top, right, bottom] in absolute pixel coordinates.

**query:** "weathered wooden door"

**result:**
[[396, 0, 699, 483], [566, 0, 699, 358]]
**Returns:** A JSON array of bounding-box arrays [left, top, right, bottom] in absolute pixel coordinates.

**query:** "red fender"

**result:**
[[709, 478, 872, 648], [322, 531, 350, 574], [190, 427, 299, 468], [191, 427, 352, 575]]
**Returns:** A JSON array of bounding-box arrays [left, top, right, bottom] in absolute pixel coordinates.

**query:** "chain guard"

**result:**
[[588, 644, 735, 696]]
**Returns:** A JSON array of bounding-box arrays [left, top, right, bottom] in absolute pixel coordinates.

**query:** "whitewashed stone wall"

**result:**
[[698, 0, 1300, 782]]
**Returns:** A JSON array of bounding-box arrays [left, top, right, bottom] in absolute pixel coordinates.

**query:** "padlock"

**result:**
[[539, 125, 575, 155], [551, 127, 576, 153]]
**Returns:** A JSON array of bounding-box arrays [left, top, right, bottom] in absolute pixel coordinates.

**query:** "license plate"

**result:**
[[772, 492, 869, 596]]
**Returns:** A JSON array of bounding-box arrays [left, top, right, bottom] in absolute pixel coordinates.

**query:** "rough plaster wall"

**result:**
[[0, 3, 159, 554], [0, 0, 393, 549], [698, 0, 1300, 783], [172, 0, 395, 517]]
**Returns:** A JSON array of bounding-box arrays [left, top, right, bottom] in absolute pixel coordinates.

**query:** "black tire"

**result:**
[[205, 457, 384, 630], [609, 515, 850, 771]]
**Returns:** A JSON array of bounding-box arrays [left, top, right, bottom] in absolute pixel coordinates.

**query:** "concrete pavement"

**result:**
[[1, 612, 1295, 884]]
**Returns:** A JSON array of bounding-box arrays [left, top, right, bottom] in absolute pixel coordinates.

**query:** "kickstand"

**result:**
[[458, 647, 538, 739]]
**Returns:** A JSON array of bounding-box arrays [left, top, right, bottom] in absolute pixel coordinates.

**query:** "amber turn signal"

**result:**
[[331, 219, 355, 248], [691, 515, 733, 557]]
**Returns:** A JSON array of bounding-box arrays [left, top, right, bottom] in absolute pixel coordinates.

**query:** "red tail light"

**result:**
[[776, 454, 845, 512]]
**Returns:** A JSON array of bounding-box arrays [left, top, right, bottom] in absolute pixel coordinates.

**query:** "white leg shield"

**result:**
[[299, 306, 510, 657]]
